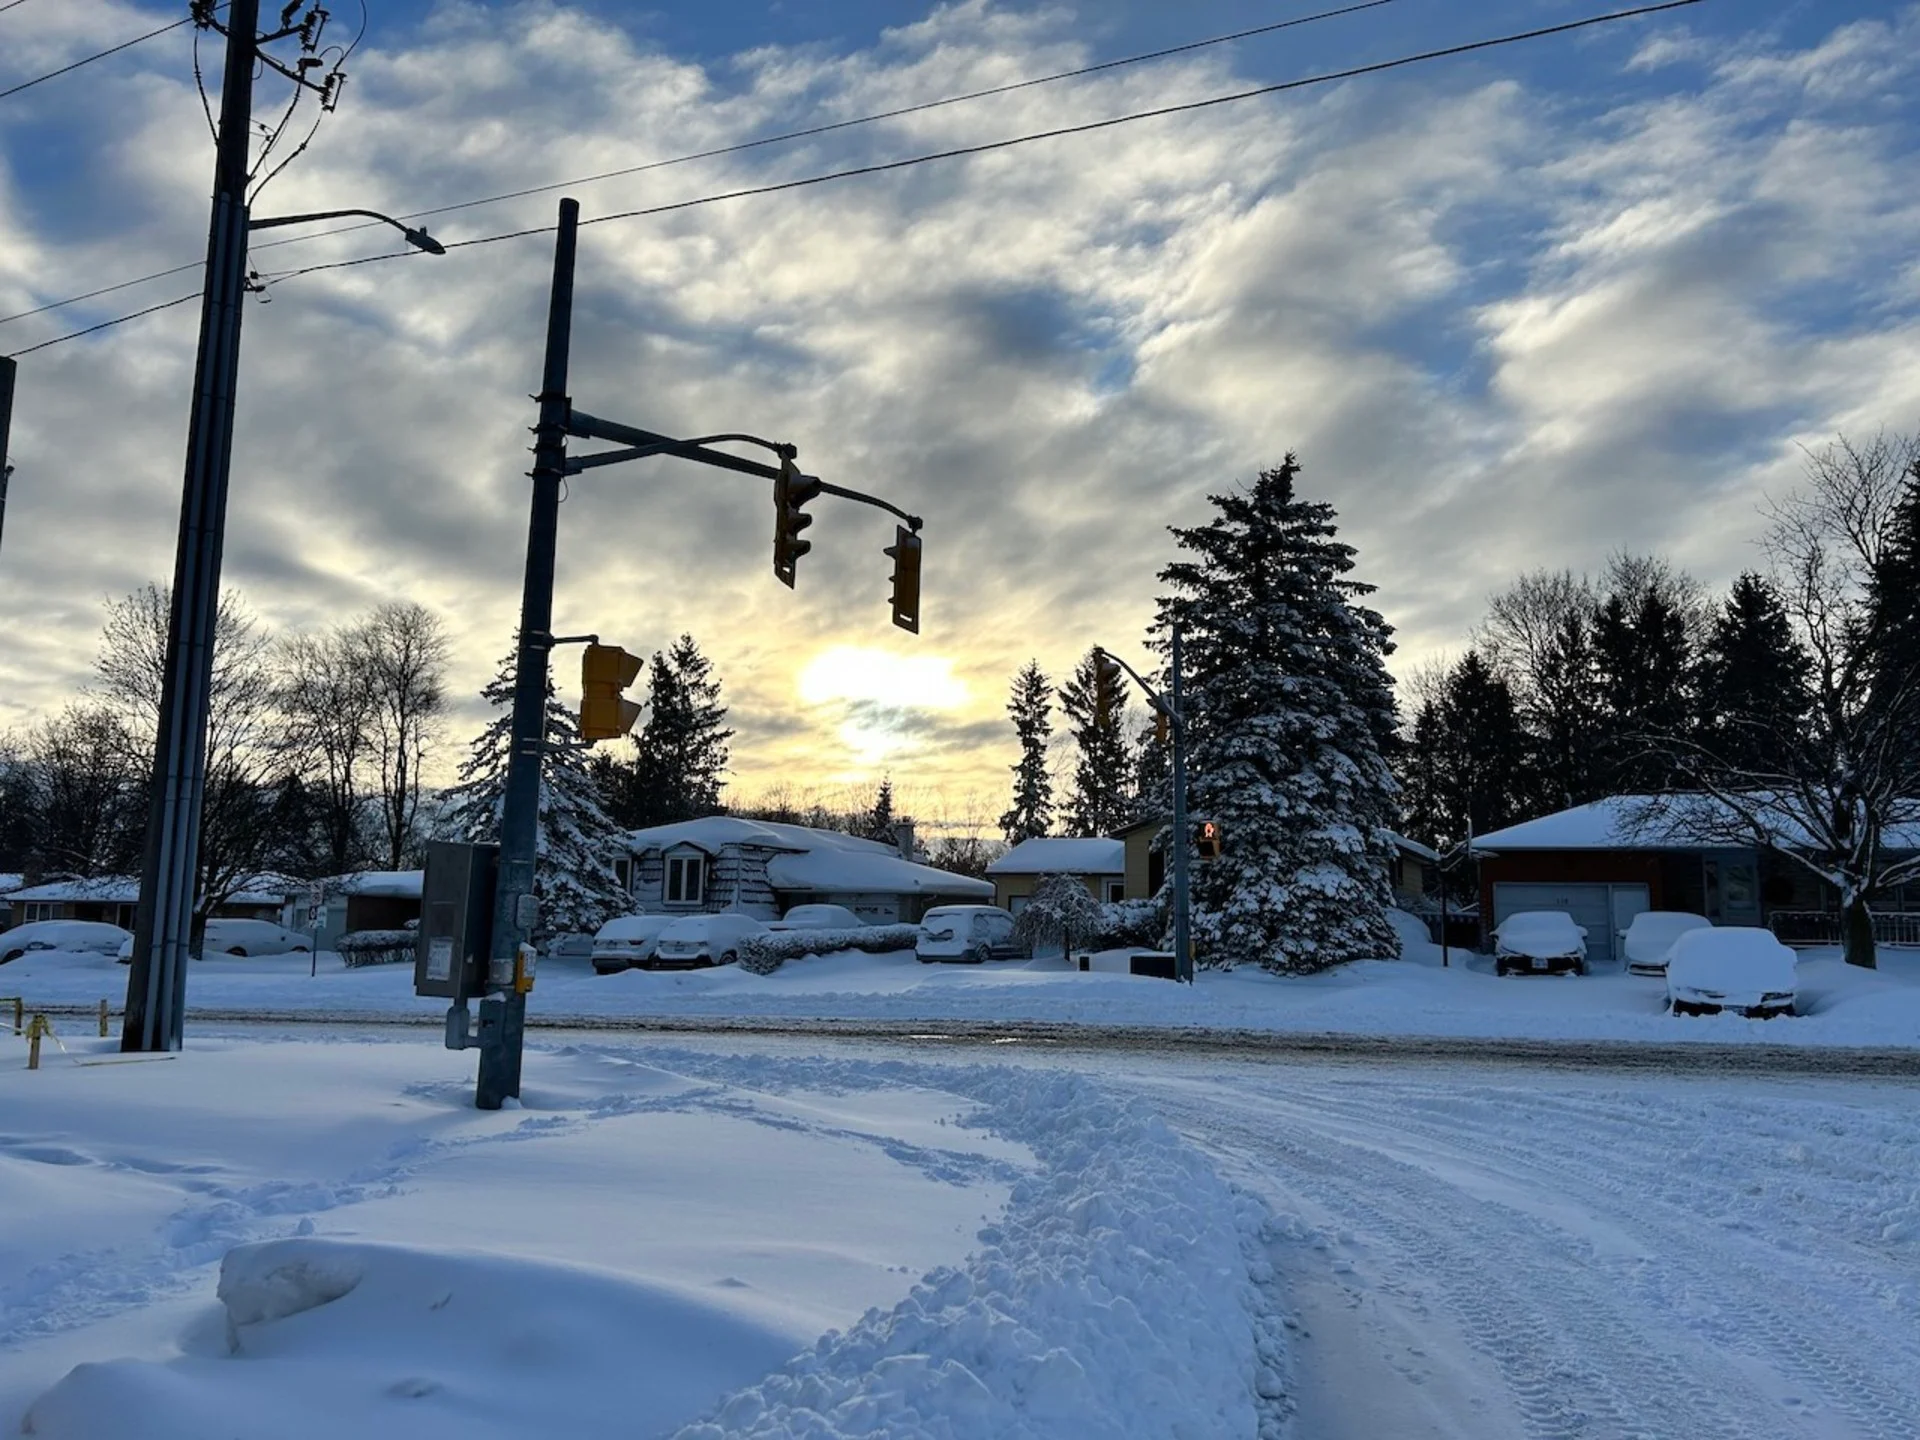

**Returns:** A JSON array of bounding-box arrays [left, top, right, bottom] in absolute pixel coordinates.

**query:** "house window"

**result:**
[[1105, 880, 1125, 904], [665, 855, 705, 906], [613, 857, 633, 895]]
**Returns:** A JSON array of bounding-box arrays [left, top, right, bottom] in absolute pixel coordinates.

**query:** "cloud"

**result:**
[[4, 0, 1919, 816]]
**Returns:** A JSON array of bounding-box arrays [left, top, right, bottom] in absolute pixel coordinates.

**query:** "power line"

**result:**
[[7, 0, 1704, 355], [3, 0, 1401, 327], [3, 290, 200, 357], [0, 0, 41, 16], [263, 0, 1705, 285], [0, 12, 195, 102]]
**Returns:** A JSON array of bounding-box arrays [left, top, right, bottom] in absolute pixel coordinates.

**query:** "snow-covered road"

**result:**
[[1120, 1062, 1920, 1440]]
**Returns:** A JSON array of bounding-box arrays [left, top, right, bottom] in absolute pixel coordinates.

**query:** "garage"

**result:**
[[1491, 883, 1649, 969]]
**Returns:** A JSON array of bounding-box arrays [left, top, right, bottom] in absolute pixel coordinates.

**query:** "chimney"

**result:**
[[894, 817, 917, 863]]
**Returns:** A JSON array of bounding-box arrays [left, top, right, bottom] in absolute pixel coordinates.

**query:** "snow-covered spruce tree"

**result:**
[[1156, 456, 1401, 973], [862, 776, 896, 844], [998, 660, 1055, 844], [1059, 647, 1135, 836], [440, 642, 629, 940]]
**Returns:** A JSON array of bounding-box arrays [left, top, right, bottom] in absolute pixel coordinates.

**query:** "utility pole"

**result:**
[[122, 0, 260, 1053], [473, 198, 579, 1110], [0, 356, 14, 558]]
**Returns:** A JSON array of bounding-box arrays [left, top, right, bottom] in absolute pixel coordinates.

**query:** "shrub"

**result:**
[[1096, 896, 1163, 949], [336, 929, 416, 968], [737, 924, 923, 976], [1014, 873, 1106, 958]]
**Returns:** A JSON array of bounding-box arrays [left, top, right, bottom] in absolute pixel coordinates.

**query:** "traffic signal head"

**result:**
[[885, 525, 922, 634], [773, 456, 823, 588], [1194, 820, 1222, 860], [1093, 650, 1123, 724], [580, 642, 643, 743], [1154, 707, 1171, 747]]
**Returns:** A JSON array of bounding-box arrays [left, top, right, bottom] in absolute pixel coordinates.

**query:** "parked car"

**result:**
[[767, 903, 866, 932], [200, 919, 312, 957], [1493, 910, 1588, 976], [917, 905, 1021, 964], [1621, 911, 1712, 976], [542, 932, 596, 962], [1, 920, 133, 964], [590, 915, 678, 974], [649, 914, 771, 969], [1666, 926, 1798, 1018]]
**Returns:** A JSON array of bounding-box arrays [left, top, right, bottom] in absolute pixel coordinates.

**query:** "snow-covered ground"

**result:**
[[7, 933, 1920, 1047], [0, 1033, 1281, 1439]]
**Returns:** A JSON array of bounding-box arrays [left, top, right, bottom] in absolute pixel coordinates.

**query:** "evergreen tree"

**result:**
[[441, 642, 628, 939], [591, 634, 732, 829], [1696, 572, 1814, 774], [1593, 581, 1694, 791], [997, 660, 1055, 844], [1527, 609, 1604, 809], [863, 776, 896, 843], [1868, 461, 1920, 739], [1156, 456, 1401, 974], [1058, 648, 1134, 836]]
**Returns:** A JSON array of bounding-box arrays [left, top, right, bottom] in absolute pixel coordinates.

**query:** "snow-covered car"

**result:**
[[766, 904, 866, 932], [200, 919, 312, 957], [649, 914, 771, 970], [1621, 911, 1712, 977], [1666, 927, 1798, 1018], [0, 920, 133, 964], [916, 905, 1021, 964], [1493, 910, 1588, 976], [590, 915, 677, 974], [542, 932, 596, 962]]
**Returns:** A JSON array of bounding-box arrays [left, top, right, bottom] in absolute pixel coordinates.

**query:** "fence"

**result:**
[[1767, 910, 1920, 948]]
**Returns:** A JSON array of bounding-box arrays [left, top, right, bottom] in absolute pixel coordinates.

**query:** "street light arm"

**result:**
[[1094, 645, 1174, 720], [248, 209, 446, 254]]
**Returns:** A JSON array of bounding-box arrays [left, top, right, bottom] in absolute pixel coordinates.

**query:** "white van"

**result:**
[[916, 905, 1021, 964]]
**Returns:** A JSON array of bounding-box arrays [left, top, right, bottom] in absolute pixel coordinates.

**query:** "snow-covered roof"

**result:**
[[625, 816, 898, 859], [1471, 794, 1920, 854], [5, 873, 295, 905], [986, 838, 1125, 876], [1385, 831, 1439, 863], [322, 871, 424, 899], [766, 849, 993, 899]]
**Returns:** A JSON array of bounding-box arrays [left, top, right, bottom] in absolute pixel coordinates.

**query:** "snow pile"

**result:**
[[673, 1062, 1287, 1440], [22, 1239, 798, 1440]]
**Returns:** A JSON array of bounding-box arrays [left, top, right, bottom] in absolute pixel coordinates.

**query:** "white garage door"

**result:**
[[1492, 883, 1648, 968]]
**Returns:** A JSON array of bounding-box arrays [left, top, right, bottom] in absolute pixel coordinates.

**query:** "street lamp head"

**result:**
[[402, 226, 446, 255]]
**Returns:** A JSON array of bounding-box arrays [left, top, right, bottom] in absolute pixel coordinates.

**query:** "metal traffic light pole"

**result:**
[[1096, 621, 1192, 983], [469, 196, 927, 1109]]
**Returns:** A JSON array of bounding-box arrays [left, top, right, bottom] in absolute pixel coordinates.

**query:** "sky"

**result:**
[[2, 0, 1918, 833]]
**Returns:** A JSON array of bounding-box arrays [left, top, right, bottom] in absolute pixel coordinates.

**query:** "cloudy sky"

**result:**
[[3, 0, 1917, 829]]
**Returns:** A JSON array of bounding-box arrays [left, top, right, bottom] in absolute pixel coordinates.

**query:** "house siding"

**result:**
[[629, 845, 781, 920]]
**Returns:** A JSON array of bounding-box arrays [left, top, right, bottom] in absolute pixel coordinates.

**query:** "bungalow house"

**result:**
[[312, 870, 425, 950], [1467, 795, 1899, 968], [986, 838, 1126, 914], [0, 875, 22, 930], [0, 874, 296, 933], [618, 817, 991, 925], [1113, 819, 1434, 909]]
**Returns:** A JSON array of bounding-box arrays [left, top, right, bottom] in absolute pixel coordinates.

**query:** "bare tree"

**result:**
[[358, 601, 449, 869], [95, 584, 285, 920], [1649, 431, 1920, 968], [281, 626, 378, 874], [1475, 568, 1596, 706], [21, 704, 146, 877]]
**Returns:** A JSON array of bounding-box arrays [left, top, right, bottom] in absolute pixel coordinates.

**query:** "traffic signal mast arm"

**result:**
[[1092, 645, 1178, 731], [564, 408, 924, 531]]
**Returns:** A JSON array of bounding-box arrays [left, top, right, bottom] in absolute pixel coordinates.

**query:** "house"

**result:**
[[0, 874, 296, 933], [311, 870, 425, 949], [618, 817, 991, 925], [1114, 819, 1434, 908], [1467, 795, 1890, 967], [986, 838, 1126, 914], [0, 874, 22, 931]]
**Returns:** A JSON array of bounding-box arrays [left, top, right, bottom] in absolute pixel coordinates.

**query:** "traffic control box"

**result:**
[[414, 841, 499, 1002]]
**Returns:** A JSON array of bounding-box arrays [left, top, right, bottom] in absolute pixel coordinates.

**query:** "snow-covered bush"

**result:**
[[335, 929, 415, 968], [737, 924, 922, 976], [1096, 896, 1163, 949], [1014, 873, 1106, 957]]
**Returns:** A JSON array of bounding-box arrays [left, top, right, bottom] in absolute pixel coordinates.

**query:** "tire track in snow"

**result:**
[[1141, 1081, 1855, 1440]]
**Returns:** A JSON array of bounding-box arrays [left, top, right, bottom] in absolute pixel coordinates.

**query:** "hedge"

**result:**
[[336, 929, 417, 968], [737, 924, 923, 976]]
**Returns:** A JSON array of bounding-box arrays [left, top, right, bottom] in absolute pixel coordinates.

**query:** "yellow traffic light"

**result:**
[[885, 525, 921, 634], [1154, 708, 1170, 747], [580, 642, 643, 743]]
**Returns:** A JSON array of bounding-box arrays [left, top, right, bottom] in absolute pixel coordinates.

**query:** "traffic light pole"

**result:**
[[123, 0, 260, 1053], [475, 197, 579, 1110]]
